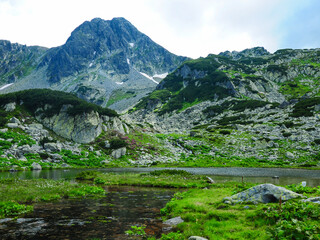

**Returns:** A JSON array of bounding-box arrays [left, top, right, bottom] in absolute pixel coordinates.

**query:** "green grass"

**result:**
[[0, 178, 105, 218], [106, 90, 136, 107]]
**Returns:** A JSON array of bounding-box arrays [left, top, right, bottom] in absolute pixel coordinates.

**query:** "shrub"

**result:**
[[219, 130, 231, 135], [291, 97, 320, 117], [109, 138, 127, 149]]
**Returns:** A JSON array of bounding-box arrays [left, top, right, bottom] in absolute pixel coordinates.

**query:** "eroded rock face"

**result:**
[[223, 184, 304, 204], [36, 105, 102, 143]]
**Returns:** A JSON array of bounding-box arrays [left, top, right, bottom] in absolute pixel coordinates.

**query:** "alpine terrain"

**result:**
[[0, 17, 187, 112]]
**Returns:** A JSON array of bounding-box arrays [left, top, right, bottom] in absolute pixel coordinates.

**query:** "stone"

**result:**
[[163, 216, 184, 226], [285, 152, 295, 159], [111, 147, 126, 159], [104, 140, 110, 148], [44, 142, 62, 152], [31, 162, 42, 170], [9, 117, 20, 124], [0, 128, 8, 133], [18, 156, 28, 162], [300, 181, 307, 187], [7, 123, 19, 128], [4, 102, 16, 112], [100, 160, 110, 165], [302, 197, 320, 204], [223, 184, 304, 204], [95, 151, 102, 156], [188, 237, 208, 240], [29, 123, 44, 130], [61, 163, 70, 168]]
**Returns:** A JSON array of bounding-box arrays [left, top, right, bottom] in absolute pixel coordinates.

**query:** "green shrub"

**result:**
[[219, 130, 231, 135], [109, 138, 127, 149], [0, 201, 33, 218], [149, 169, 192, 177], [291, 97, 320, 117]]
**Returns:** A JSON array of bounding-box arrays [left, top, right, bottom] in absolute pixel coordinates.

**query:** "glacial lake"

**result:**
[[1, 167, 320, 187]]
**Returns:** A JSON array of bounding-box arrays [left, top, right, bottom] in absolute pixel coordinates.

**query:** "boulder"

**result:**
[[302, 197, 320, 204], [163, 216, 184, 226], [7, 123, 19, 128], [111, 147, 126, 159], [223, 184, 303, 204], [9, 117, 20, 124], [189, 237, 208, 240], [4, 102, 16, 112], [31, 162, 42, 170], [44, 142, 62, 152], [285, 152, 295, 159]]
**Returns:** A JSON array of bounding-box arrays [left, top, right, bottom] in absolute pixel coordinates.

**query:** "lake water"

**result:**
[[0, 186, 176, 240], [1, 167, 320, 187]]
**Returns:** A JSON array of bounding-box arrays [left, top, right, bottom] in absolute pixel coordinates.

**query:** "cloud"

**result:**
[[0, 0, 319, 58]]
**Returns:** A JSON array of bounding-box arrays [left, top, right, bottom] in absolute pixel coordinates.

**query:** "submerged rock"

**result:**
[[223, 183, 303, 204]]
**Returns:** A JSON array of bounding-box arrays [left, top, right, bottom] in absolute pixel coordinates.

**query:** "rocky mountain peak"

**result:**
[[219, 46, 270, 60]]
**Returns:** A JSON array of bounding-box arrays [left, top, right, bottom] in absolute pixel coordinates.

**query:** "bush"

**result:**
[[219, 129, 231, 135], [149, 169, 192, 177], [291, 97, 320, 117], [109, 138, 127, 149], [75, 170, 100, 180]]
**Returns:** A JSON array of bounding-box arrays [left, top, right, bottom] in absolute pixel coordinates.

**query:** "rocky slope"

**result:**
[[0, 18, 187, 112], [124, 47, 320, 167]]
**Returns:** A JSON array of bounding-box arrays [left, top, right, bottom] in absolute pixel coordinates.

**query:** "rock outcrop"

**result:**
[[223, 184, 304, 204]]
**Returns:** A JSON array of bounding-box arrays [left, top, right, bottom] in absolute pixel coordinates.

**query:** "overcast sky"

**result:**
[[0, 0, 319, 58]]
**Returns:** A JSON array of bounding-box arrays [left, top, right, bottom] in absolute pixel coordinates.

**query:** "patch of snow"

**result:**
[[116, 82, 124, 85], [89, 62, 93, 67], [129, 43, 134, 47], [127, 58, 130, 65], [0, 83, 13, 91], [153, 72, 168, 79], [139, 72, 159, 84]]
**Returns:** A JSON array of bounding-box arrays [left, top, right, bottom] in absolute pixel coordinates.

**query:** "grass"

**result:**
[[75, 171, 320, 239], [0, 178, 105, 218]]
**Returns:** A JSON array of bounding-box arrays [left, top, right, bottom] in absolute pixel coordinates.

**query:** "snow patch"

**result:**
[[139, 72, 159, 84], [129, 42, 134, 47], [0, 83, 13, 91], [153, 72, 168, 79], [127, 58, 130, 65], [116, 82, 124, 85]]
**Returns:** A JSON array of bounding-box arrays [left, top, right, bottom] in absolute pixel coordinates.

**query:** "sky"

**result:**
[[0, 0, 319, 59]]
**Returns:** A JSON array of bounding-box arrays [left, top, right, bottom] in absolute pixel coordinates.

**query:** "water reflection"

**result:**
[[0, 186, 176, 240], [1, 167, 320, 187]]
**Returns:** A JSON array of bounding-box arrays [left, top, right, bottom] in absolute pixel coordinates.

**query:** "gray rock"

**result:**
[[302, 197, 320, 204], [223, 184, 304, 204], [189, 237, 208, 240], [0, 128, 8, 133], [285, 152, 295, 159], [7, 123, 19, 128], [9, 117, 20, 124], [104, 140, 110, 148], [100, 160, 110, 165], [163, 216, 184, 226], [44, 142, 62, 152], [31, 162, 42, 170], [29, 123, 43, 130], [61, 163, 70, 168], [4, 102, 16, 112], [111, 147, 126, 159]]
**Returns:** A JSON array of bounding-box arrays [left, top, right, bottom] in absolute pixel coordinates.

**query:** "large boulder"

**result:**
[[111, 147, 126, 159], [36, 105, 102, 143], [163, 216, 184, 226], [223, 184, 304, 204]]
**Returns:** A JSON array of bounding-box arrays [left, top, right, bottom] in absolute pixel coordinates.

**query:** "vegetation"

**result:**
[[291, 97, 320, 117], [0, 178, 105, 218], [0, 89, 118, 117]]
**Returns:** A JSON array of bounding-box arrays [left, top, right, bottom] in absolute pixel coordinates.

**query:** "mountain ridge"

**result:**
[[0, 17, 188, 112]]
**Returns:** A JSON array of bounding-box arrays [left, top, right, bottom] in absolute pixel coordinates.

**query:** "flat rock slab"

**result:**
[[302, 197, 320, 204], [223, 183, 304, 204], [189, 236, 208, 240]]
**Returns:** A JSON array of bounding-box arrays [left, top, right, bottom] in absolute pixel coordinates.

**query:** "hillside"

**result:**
[[0, 18, 187, 111], [126, 47, 320, 168]]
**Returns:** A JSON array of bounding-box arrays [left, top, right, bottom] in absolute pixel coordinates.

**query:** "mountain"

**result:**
[[0, 18, 187, 111]]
